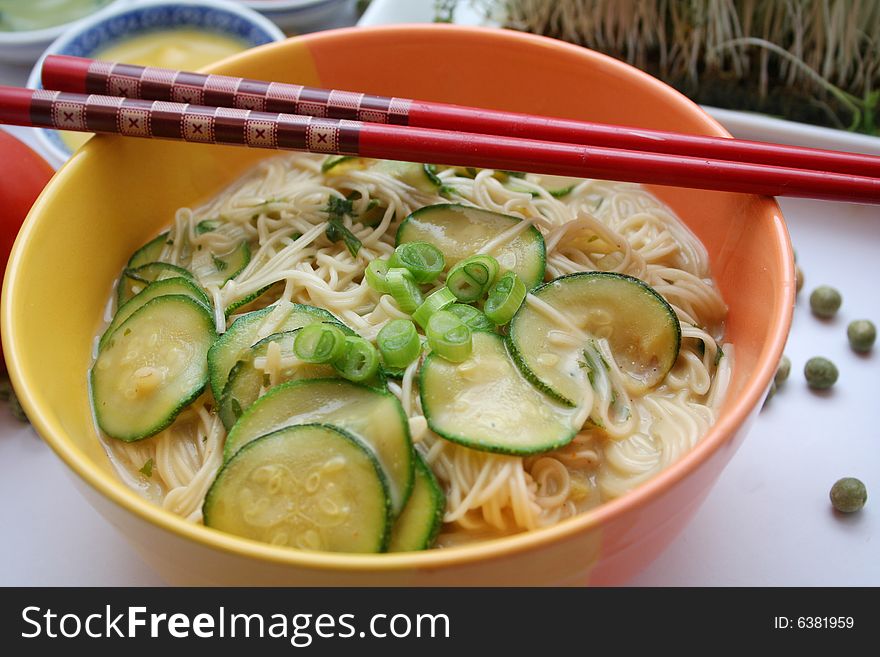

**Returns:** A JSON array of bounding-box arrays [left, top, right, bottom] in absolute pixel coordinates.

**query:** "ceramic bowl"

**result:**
[[2, 25, 794, 585]]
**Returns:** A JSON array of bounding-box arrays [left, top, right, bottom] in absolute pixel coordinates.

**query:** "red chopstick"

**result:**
[[43, 54, 880, 178], [1, 85, 878, 204]]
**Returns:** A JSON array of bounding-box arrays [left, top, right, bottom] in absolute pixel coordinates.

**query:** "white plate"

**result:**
[[0, 0, 877, 585]]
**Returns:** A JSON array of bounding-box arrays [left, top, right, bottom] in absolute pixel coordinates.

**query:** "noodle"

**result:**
[[98, 153, 731, 545]]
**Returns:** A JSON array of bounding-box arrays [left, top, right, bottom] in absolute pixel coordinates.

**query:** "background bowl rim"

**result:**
[[0, 0, 128, 45], [3, 23, 794, 572]]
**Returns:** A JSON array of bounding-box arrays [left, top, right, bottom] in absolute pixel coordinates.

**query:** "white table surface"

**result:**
[[1, 0, 878, 586]]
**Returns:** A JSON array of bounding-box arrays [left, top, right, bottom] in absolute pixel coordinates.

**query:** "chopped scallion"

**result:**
[[333, 336, 380, 383], [484, 271, 526, 325], [294, 323, 346, 364], [412, 287, 457, 329], [445, 254, 499, 302], [386, 268, 423, 314], [377, 319, 421, 369], [389, 241, 445, 284], [426, 310, 473, 362]]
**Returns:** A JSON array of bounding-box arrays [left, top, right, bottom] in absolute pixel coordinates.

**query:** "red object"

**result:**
[[42, 54, 880, 178], [1, 84, 879, 204], [0, 130, 54, 368]]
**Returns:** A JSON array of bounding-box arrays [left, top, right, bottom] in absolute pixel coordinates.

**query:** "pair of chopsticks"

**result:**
[[0, 54, 878, 203]]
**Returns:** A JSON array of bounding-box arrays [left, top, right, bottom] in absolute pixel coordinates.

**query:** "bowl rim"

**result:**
[[4, 23, 794, 573], [240, 0, 343, 9], [25, 0, 286, 166]]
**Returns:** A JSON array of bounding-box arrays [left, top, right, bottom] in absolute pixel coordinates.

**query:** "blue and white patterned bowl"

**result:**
[[28, 0, 285, 165]]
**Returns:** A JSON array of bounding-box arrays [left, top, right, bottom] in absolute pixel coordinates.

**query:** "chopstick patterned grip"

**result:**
[[20, 89, 362, 153], [45, 55, 414, 126]]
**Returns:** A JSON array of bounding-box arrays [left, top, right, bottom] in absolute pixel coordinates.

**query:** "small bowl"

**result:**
[[27, 0, 285, 166], [238, 0, 352, 33], [0, 0, 127, 65], [4, 25, 793, 585]]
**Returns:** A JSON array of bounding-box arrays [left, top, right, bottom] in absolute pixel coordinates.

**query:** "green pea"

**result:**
[[847, 319, 876, 353], [804, 356, 838, 389], [774, 355, 791, 386], [762, 380, 777, 408], [830, 477, 867, 514], [809, 285, 841, 318], [795, 265, 804, 294]]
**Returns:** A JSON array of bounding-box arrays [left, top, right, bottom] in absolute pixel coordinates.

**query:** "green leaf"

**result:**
[[139, 458, 154, 478]]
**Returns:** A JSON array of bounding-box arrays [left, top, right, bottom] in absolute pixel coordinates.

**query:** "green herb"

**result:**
[[809, 285, 841, 318], [714, 343, 725, 367], [847, 319, 876, 353], [212, 254, 228, 272], [804, 356, 838, 390], [231, 398, 243, 421], [324, 196, 362, 257], [830, 477, 867, 514], [139, 458, 155, 478], [196, 219, 220, 235]]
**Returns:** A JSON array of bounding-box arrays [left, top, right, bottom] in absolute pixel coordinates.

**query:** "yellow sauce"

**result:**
[[60, 30, 249, 153]]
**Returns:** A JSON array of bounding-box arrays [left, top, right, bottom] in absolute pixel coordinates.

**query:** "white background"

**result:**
[[0, 0, 877, 585]]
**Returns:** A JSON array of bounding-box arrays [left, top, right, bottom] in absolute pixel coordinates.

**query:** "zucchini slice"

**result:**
[[508, 174, 583, 198], [322, 155, 371, 175], [396, 204, 546, 289], [207, 302, 353, 401], [388, 453, 445, 552], [91, 295, 216, 441], [218, 330, 335, 429], [224, 378, 414, 516], [224, 282, 279, 318], [206, 240, 250, 286], [127, 232, 170, 268], [218, 327, 385, 430], [419, 331, 580, 455], [508, 272, 681, 406], [116, 262, 196, 307], [373, 161, 441, 194], [204, 424, 391, 553], [99, 277, 210, 352]]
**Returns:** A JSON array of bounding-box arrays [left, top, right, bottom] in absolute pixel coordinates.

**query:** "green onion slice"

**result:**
[[377, 319, 421, 369], [445, 254, 499, 303], [333, 336, 380, 383], [386, 268, 423, 314], [412, 287, 457, 329], [293, 323, 346, 364], [389, 241, 445, 284], [426, 310, 473, 363], [365, 258, 391, 294], [447, 303, 495, 332], [484, 271, 527, 325]]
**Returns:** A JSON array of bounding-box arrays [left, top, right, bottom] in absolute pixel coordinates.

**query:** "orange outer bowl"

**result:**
[[1, 25, 794, 585]]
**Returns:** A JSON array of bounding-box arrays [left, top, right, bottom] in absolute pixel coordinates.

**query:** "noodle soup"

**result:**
[[89, 155, 730, 553]]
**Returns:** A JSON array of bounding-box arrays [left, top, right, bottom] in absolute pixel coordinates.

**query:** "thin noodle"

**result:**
[[97, 153, 731, 545]]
